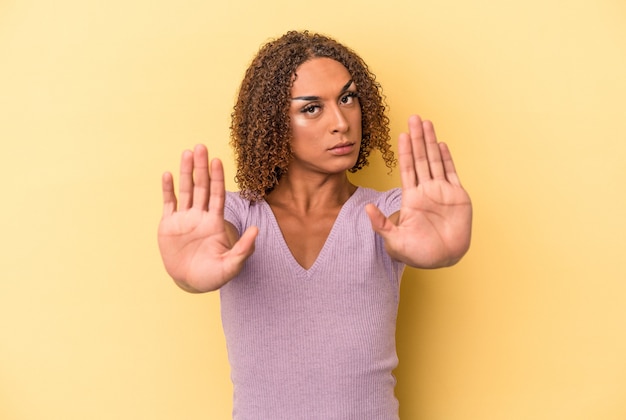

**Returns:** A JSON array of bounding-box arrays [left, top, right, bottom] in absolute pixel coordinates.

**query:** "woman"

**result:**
[[158, 30, 472, 419]]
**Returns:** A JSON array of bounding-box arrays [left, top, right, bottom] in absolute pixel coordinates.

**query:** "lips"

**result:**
[[329, 142, 355, 155]]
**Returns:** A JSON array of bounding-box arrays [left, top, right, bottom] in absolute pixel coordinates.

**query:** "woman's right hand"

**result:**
[[157, 144, 258, 293]]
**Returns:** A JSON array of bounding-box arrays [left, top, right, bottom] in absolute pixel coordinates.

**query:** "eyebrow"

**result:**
[[291, 79, 355, 101]]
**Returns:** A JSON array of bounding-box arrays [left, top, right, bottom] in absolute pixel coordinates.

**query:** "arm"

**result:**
[[366, 115, 472, 268], [157, 144, 258, 292]]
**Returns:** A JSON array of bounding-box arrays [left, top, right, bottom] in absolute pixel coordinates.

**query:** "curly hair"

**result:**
[[230, 30, 395, 201]]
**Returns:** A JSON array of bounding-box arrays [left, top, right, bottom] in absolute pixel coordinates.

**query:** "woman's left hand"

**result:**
[[366, 115, 473, 268]]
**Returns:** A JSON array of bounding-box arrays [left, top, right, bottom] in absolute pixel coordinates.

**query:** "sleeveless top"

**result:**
[[222, 187, 405, 419]]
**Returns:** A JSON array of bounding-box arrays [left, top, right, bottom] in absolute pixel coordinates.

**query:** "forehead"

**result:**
[[291, 57, 352, 95]]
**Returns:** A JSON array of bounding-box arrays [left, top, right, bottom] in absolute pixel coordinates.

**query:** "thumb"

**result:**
[[365, 204, 396, 238], [231, 226, 258, 259], [222, 226, 258, 279]]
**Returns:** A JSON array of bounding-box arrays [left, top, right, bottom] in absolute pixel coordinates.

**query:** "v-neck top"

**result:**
[[221, 187, 404, 419]]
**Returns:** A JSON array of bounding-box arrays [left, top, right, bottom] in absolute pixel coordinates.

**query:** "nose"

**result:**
[[329, 104, 349, 134]]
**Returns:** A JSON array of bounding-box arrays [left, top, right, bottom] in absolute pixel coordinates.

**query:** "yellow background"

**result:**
[[2, 0, 625, 419]]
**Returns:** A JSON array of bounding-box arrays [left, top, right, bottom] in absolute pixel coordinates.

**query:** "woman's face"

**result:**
[[287, 57, 362, 176]]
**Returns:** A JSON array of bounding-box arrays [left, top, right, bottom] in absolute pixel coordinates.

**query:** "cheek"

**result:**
[[352, 109, 363, 136], [290, 115, 319, 142], [290, 114, 309, 130]]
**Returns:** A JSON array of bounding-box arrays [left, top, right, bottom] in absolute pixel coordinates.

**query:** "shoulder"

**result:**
[[225, 191, 251, 209], [224, 191, 262, 233], [353, 187, 402, 215]]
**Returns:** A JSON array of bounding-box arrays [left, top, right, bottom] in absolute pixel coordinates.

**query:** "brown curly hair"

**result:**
[[230, 30, 395, 201]]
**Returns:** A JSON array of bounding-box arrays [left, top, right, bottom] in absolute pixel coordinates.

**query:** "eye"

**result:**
[[340, 91, 358, 105], [301, 104, 321, 115]]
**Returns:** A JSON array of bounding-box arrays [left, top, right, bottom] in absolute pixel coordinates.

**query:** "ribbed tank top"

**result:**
[[221, 187, 404, 419]]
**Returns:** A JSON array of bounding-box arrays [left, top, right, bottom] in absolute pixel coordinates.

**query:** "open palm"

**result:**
[[157, 145, 257, 292], [366, 115, 472, 268]]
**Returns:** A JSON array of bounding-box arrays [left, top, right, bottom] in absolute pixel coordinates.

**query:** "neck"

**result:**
[[266, 172, 356, 212]]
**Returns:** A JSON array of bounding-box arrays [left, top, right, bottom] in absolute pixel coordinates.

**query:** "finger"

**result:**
[[422, 120, 446, 180], [365, 203, 396, 238], [208, 157, 226, 216], [161, 171, 177, 217], [230, 226, 258, 259], [407, 115, 432, 184], [192, 144, 210, 210], [439, 142, 463, 186], [224, 226, 259, 278], [398, 132, 417, 189], [178, 149, 194, 210]]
